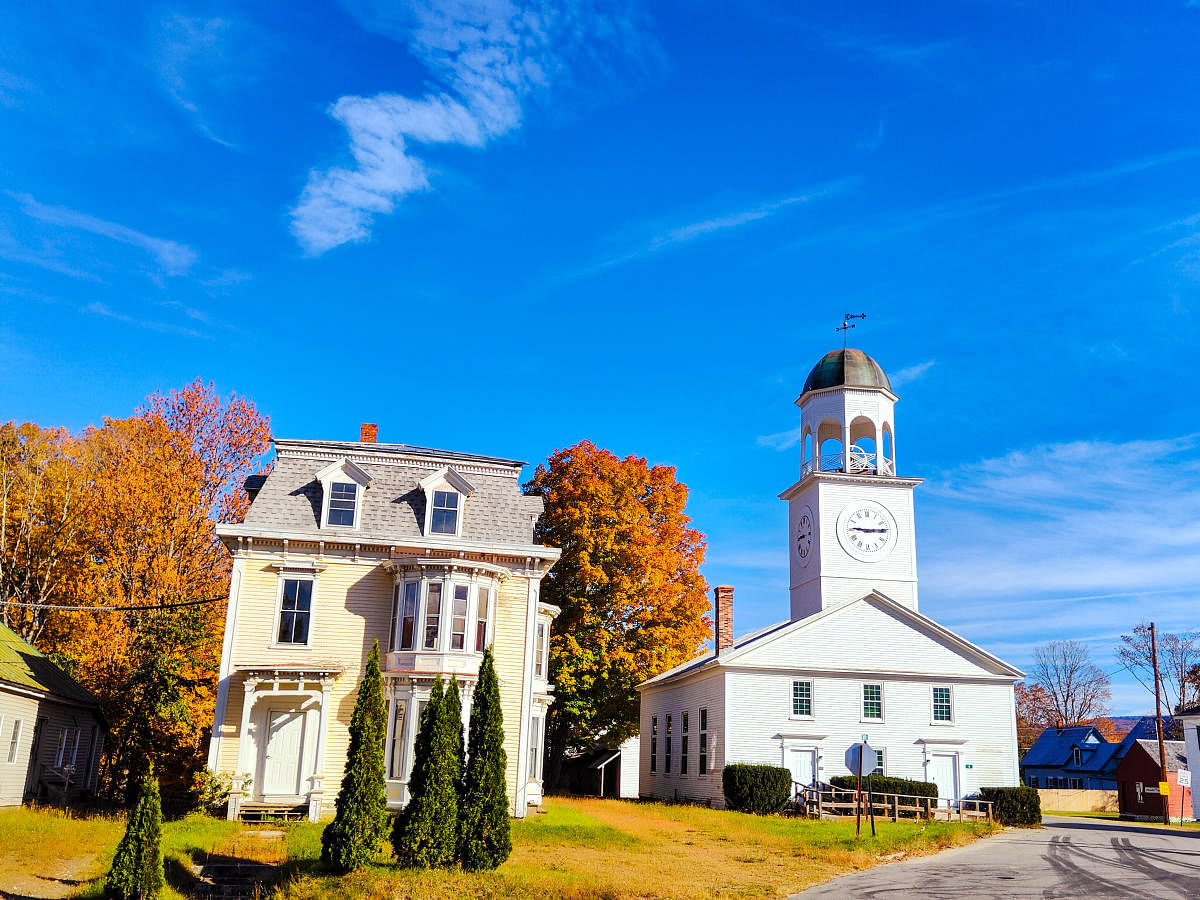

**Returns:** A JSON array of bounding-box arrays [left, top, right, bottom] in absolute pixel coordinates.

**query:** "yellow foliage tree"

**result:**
[[525, 441, 709, 783]]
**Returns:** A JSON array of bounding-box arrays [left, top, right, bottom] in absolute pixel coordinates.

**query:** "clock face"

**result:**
[[794, 505, 815, 566], [836, 501, 898, 562]]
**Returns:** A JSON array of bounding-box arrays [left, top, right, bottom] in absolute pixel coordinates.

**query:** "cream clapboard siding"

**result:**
[[0, 691, 38, 805], [493, 575, 531, 814], [216, 553, 393, 799], [216, 550, 535, 814], [640, 669, 726, 806]]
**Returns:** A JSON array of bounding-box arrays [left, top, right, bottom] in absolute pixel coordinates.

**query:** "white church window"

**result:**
[[681, 712, 689, 775], [932, 686, 952, 722], [862, 684, 883, 721], [665, 715, 673, 773], [699, 708, 708, 775], [874, 748, 885, 775], [650, 716, 657, 773], [792, 680, 813, 717]]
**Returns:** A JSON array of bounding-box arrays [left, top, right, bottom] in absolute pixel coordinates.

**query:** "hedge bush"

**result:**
[[458, 647, 511, 871], [829, 775, 939, 799], [105, 765, 164, 899], [722, 763, 792, 814], [980, 786, 1041, 826]]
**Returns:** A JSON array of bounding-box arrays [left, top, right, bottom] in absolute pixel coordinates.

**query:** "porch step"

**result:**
[[237, 802, 307, 823]]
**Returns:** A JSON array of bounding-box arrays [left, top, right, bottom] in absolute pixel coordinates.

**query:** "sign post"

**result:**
[[1178, 770, 1191, 825], [845, 741, 877, 838]]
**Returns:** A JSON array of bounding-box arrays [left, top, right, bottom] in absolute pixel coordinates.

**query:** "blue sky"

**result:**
[[2, 1, 1199, 714]]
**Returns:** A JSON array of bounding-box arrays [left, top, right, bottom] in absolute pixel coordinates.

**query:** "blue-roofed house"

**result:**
[[1020, 717, 1170, 790]]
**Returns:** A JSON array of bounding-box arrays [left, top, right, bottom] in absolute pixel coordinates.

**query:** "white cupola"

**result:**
[[796, 348, 898, 478]]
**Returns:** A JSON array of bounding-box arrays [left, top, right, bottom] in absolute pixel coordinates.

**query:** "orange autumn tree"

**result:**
[[1015, 681, 1057, 754], [525, 441, 709, 784], [52, 381, 270, 800]]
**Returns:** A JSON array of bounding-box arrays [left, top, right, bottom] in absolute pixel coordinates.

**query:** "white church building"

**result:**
[[637, 347, 1023, 806]]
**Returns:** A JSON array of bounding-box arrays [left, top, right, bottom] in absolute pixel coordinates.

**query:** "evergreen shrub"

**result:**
[[829, 775, 939, 798], [393, 675, 459, 867], [722, 763, 792, 814], [321, 640, 389, 872], [105, 765, 164, 900], [980, 786, 1041, 825], [458, 647, 512, 870]]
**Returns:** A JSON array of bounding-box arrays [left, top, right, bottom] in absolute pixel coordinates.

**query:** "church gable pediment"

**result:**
[[725, 594, 1022, 679]]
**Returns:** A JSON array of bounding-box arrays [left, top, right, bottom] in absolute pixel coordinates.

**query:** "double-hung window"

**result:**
[[450, 585, 469, 650], [650, 716, 658, 773], [4, 719, 17, 764], [388, 701, 407, 778], [862, 683, 883, 720], [430, 491, 459, 535], [874, 748, 885, 775], [1072, 747, 1082, 767], [681, 712, 689, 775], [328, 481, 357, 526], [475, 587, 490, 651], [55, 728, 67, 767], [792, 680, 813, 717], [665, 715, 673, 773], [932, 686, 952, 722], [534, 621, 547, 679], [276, 578, 313, 645], [396, 583, 418, 651], [424, 583, 442, 650], [529, 716, 543, 779], [699, 708, 708, 775]]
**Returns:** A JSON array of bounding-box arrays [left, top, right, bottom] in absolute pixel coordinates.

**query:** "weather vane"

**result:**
[[836, 312, 867, 349]]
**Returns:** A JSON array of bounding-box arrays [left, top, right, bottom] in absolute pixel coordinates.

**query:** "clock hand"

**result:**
[[851, 527, 888, 533]]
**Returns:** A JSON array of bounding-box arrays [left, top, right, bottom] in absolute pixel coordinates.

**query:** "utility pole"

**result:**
[[1151, 622, 1170, 826]]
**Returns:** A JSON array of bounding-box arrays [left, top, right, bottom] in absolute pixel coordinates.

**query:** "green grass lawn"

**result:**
[[0, 798, 997, 900]]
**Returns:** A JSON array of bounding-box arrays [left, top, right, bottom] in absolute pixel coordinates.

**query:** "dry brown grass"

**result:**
[[276, 796, 999, 899]]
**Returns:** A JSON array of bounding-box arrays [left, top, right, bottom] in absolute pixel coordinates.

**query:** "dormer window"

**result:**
[[329, 483, 358, 526], [431, 490, 459, 535], [315, 459, 372, 530], [419, 466, 476, 538]]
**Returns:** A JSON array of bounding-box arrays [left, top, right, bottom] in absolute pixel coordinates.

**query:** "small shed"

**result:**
[[0, 623, 107, 805], [1115, 739, 1191, 821]]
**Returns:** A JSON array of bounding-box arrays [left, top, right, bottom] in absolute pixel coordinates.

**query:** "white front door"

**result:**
[[788, 748, 817, 790], [263, 710, 305, 796], [929, 753, 958, 808]]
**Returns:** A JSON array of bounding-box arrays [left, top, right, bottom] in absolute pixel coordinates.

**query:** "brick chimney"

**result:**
[[715, 585, 734, 654], [360, 423, 378, 443]]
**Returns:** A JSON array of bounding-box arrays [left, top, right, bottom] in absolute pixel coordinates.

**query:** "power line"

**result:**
[[0, 596, 226, 612]]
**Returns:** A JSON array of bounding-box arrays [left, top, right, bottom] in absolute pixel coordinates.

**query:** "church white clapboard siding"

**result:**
[[637, 347, 1023, 807]]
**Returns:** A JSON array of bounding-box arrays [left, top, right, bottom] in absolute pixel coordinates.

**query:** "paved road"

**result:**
[[794, 816, 1200, 898]]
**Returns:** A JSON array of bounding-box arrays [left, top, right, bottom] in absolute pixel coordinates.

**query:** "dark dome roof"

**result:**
[[802, 348, 891, 394]]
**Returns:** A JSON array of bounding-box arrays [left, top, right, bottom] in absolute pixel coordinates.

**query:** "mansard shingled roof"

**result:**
[[242, 440, 544, 546]]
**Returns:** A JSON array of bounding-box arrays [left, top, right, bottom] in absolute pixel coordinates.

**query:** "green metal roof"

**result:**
[[802, 348, 892, 394], [0, 621, 101, 708]]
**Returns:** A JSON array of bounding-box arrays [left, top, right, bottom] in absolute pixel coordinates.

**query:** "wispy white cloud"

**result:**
[[756, 426, 805, 451], [150, 13, 241, 148], [293, 0, 659, 255], [889, 359, 936, 388], [84, 300, 204, 338], [553, 178, 859, 287], [11, 193, 197, 275], [819, 30, 956, 67], [920, 435, 1200, 603]]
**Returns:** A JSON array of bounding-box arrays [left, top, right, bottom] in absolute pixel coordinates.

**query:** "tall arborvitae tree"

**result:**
[[393, 675, 458, 868], [105, 764, 164, 900], [321, 640, 389, 872], [459, 647, 512, 870]]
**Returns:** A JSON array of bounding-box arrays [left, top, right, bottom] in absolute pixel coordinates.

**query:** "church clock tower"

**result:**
[[779, 348, 922, 620]]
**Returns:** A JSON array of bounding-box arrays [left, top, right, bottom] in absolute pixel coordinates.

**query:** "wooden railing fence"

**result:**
[[793, 781, 992, 822]]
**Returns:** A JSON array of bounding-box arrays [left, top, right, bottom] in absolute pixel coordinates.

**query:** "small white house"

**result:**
[[637, 348, 1024, 806], [1179, 704, 1200, 820]]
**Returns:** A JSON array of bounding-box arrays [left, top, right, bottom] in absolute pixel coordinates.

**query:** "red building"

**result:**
[[1115, 739, 1191, 821]]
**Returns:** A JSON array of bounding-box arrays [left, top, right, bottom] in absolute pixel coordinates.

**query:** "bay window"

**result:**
[[423, 583, 442, 650]]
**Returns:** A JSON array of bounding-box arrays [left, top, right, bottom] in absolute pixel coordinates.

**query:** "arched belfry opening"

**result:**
[[795, 348, 899, 479]]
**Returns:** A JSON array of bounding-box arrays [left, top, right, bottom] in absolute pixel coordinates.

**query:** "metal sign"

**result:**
[[1159, 781, 1171, 797], [1179, 770, 1191, 788], [845, 741, 877, 776]]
